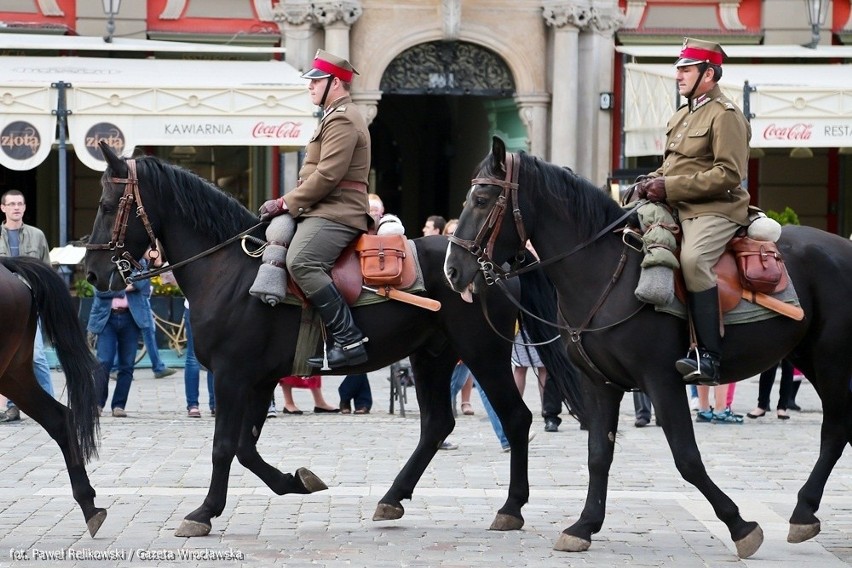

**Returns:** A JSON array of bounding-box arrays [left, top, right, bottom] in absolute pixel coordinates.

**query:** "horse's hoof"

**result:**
[[735, 524, 763, 558], [489, 513, 524, 531], [372, 502, 404, 521], [175, 519, 212, 538], [554, 533, 591, 552], [296, 467, 328, 493], [86, 509, 107, 537], [788, 522, 820, 543]]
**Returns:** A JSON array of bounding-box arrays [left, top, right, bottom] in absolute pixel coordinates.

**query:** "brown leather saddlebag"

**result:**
[[730, 236, 785, 294], [355, 234, 407, 286]]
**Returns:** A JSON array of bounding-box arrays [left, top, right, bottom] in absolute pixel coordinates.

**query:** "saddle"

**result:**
[[287, 234, 418, 305], [673, 236, 802, 320]]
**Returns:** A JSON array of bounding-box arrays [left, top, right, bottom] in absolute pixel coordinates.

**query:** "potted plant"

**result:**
[[73, 278, 95, 328]]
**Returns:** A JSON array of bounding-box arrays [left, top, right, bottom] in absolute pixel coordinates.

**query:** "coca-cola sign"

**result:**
[[251, 121, 303, 140], [762, 123, 813, 141], [0, 121, 40, 161], [85, 123, 125, 161]]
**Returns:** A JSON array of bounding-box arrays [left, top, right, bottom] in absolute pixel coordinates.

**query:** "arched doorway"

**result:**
[[370, 41, 522, 234]]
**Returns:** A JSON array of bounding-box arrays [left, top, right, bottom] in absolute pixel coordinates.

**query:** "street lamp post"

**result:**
[[102, 0, 122, 43], [803, 0, 829, 48]]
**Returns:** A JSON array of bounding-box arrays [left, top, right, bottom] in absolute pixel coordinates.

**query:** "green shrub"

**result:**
[[74, 279, 94, 297], [765, 207, 800, 226]]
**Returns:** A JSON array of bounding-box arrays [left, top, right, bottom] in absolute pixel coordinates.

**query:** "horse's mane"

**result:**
[[515, 152, 624, 240], [133, 155, 259, 242]]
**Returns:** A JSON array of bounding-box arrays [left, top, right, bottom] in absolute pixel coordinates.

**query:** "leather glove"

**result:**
[[637, 177, 667, 203], [258, 197, 288, 221]]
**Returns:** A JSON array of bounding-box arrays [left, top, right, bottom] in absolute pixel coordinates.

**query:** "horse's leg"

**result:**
[[233, 385, 327, 495], [555, 380, 621, 552], [374, 348, 457, 522], [176, 374, 248, 537], [2, 367, 106, 536], [472, 363, 532, 530], [650, 381, 763, 558], [788, 373, 851, 543]]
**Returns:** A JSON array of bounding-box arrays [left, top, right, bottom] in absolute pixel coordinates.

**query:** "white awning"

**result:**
[[0, 33, 286, 54], [618, 45, 852, 156], [0, 56, 314, 171], [623, 63, 852, 156]]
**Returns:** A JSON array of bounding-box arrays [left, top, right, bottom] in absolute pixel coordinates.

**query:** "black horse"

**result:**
[[445, 137, 852, 558], [84, 142, 582, 538], [0, 256, 104, 536]]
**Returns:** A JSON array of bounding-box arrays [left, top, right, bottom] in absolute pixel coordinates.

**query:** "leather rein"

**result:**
[[85, 157, 264, 284], [449, 154, 645, 391]]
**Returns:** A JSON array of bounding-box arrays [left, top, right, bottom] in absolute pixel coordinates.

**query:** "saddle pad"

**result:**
[[656, 276, 801, 325]]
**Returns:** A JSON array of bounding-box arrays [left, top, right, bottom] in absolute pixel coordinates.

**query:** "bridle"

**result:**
[[448, 153, 529, 284], [85, 159, 160, 285], [449, 152, 648, 392]]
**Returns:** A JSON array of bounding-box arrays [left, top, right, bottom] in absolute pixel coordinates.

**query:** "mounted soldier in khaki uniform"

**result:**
[[259, 49, 372, 369], [635, 38, 752, 385]]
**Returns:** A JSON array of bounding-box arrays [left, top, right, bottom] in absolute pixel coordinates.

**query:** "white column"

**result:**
[[323, 21, 351, 58], [543, 1, 593, 169], [350, 90, 382, 126], [271, 0, 320, 70], [550, 24, 580, 168], [516, 95, 551, 158]]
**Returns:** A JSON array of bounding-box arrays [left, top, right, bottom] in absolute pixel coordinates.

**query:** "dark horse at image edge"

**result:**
[[84, 142, 583, 538], [0, 256, 104, 536], [445, 136, 852, 559]]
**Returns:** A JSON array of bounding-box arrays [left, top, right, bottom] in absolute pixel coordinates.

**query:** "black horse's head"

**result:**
[[444, 136, 527, 300], [85, 141, 159, 292]]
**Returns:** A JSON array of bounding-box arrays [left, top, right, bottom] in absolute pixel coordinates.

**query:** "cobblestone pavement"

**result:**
[[0, 367, 849, 567]]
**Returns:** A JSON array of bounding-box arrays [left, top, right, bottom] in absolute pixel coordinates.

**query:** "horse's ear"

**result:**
[[490, 136, 507, 170], [98, 141, 126, 176]]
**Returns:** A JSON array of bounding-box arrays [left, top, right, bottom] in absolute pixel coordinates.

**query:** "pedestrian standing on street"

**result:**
[[421, 215, 446, 236], [0, 189, 55, 423], [88, 261, 153, 417], [183, 301, 214, 417], [633, 391, 656, 427], [141, 248, 176, 379], [747, 359, 793, 420]]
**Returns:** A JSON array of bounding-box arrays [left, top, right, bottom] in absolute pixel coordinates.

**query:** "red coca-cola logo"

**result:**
[[85, 122, 125, 160], [762, 123, 813, 141], [251, 121, 302, 139], [0, 121, 41, 160]]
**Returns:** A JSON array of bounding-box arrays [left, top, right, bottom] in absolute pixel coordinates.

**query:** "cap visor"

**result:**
[[301, 68, 332, 79], [674, 57, 703, 67]]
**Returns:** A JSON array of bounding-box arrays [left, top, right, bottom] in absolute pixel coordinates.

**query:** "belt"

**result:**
[[111, 307, 129, 314], [296, 179, 367, 193]]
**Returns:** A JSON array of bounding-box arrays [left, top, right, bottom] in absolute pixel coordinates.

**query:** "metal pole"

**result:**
[[51, 81, 71, 247], [743, 80, 756, 121]]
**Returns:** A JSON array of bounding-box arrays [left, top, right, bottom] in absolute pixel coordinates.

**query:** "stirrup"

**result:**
[[676, 349, 719, 385]]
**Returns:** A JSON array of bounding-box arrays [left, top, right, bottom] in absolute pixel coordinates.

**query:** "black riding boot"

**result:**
[[306, 283, 368, 369], [675, 287, 722, 385]]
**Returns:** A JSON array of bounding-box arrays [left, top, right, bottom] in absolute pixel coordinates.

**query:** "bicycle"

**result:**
[[135, 310, 187, 364]]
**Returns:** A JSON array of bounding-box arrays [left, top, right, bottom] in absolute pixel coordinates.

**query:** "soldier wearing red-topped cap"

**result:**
[[259, 49, 372, 369], [635, 38, 752, 385]]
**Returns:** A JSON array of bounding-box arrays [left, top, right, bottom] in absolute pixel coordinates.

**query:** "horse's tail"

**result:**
[[516, 257, 586, 424], [0, 257, 100, 461]]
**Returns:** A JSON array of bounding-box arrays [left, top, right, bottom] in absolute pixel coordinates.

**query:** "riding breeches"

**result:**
[[679, 215, 742, 293], [286, 216, 361, 297]]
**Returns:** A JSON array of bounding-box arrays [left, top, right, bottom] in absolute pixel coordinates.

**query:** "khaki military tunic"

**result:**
[[652, 84, 751, 225], [283, 95, 371, 231], [650, 84, 751, 291]]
